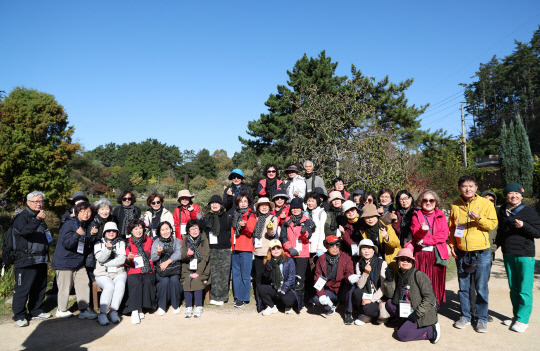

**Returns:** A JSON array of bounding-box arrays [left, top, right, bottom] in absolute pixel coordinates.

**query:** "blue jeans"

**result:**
[[457, 248, 491, 323], [231, 251, 253, 302]]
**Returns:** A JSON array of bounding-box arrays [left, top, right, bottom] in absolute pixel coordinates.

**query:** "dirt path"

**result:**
[[2, 247, 539, 351]]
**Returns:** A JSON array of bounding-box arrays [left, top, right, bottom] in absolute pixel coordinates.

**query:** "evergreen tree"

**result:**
[[514, 114, 534, 195]]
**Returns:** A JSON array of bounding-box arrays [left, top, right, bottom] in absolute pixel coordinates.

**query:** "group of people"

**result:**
[[8, 161, 540, 343]]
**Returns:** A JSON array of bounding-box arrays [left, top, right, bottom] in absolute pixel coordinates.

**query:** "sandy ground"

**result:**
[[1, 247, 539, 351]]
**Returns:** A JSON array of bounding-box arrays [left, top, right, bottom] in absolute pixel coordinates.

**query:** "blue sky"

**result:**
[[1, 1, 539, 157]]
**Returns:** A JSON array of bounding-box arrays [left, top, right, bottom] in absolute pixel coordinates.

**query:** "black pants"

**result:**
[[253, 256, 265, 303], [258, 284, 296, 308], [124, 273, 157, 313], [294, 257, 309, 302], [12, 264, 48, 321], [351, 287, 380, 317]]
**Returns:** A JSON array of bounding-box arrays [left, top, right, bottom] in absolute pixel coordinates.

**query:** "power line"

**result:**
[[420, 101, 462, 121]]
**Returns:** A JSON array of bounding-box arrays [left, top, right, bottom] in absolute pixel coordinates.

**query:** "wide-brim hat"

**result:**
[[177, 189, 195, 200], [328, 190, 345, 203], [272, 190, 290, 201], [358, 238, 378, 254], [228, 168, 245, 180], [395, 248, 415, 261], [342, 200, 357, 213], [103, 222, 119, 233], [268, 239, 282, 248], [208, 194, 223, 206], [360, 203, 380, 218], [285, 164, 300, 173], [255, 197, 275, 211]]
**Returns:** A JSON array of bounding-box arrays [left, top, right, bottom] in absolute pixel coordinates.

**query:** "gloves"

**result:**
[[385, 267, 393, 282], [288, 248, 299, 257], [319, 295, 328, 305], [407, 311, 419, 323], [348, 274, 360, 284]]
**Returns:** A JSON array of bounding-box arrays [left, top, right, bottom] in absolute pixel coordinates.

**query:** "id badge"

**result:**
[[133, 256, 144, 268], [190, 258, 197, 270], [362, 292, 373, 300], [351, 244, 359, 256], [336, 229, 341, 238], [296, 239, 303, 251], [44, 229, 53, 244], [454, 224, 466, 238], [254, 238, 263, 249], [422, 245, 434, 252], [77, 241, 85, 254], [107, 266, 117, 273], [399, 300, 413, 318], [314, 276, 327, 291], [209, 232, 218, 244], [181, 224, 187, 235]]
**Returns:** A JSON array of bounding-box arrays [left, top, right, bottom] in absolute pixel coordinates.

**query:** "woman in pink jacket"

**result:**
[[410, 190, 449, 306]]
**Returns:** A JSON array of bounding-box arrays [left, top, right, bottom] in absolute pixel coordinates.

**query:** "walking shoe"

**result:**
[[354, 314, 371, 326], [14, 319, 29, 327], [172, 307, 181, 315], [431, 323, 441, 344], [284, 307, 293, 314], [55, 309, 73, 318], [32, 312, 52, 319], [325, 306, 336, 316], [343, 312, 354, 325], [262, 306, 278, 316], [503, 317, 516, 326], [78, 308, 98, 320], [109, 310, 120, 324], [194, 306, 203, 318], [131, 310, 141, 324], [453, 317, 471, 329], [185, 307, 193, 318], [234, 300, 245, 308], [209, 299, 224, 306], [157, 308, 166, 316], [476, 320, 488, 333], [487, 315, 493, 322], [139, 312, 145, 319], [97, 313, 109, 326], [510, 321, 528, 333], [375, 317, 389, 325]]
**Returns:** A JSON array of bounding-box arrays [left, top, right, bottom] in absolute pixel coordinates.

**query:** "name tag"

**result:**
[[209, 231, 218, 245], [190, 258, 197, 270], [133, 256, 144, 268], [454, 224, 466, 238], [77, 241, 85, 254], [351, 244, 359, 256], [399, 300, 413, 318], [336, 229, 341, 237], [296, 239, 303, 251], [254, 238, 263, 249], [181, 224, 187, 235], [44, 229, 53, 244], [314, 276, 327, 291], [363, 292, 373, 300], [422, 245, 434, 252], [107, 266, 117, 273]]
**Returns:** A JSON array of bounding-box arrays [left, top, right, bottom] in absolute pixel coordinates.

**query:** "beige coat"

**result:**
[[252, 215, 279, 257]]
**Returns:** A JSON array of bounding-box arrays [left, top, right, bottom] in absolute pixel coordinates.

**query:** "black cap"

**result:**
[[290, 198, 304, 210]]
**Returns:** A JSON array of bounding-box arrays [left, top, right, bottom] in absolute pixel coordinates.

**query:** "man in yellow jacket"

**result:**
[[448, 175, 498, 333]]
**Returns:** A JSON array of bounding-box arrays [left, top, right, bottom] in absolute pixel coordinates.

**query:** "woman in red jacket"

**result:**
[[124, 219, 156, 324], [230, 193, 257, 308], [410, 190, 449, 305], [257, 164, 283, 200], [173, 189, 202, 240]]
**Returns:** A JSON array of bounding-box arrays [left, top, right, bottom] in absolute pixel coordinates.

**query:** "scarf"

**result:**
[[206, 208, 224, 237], [305, 172, 316, 192], [347, 217, 359, 224], [121, 205, 135, 237], [131, 235, 151, 274], [358, 256, 379, 293], [253, 212, 270, 240], [381, 203, 394, 214], [233, 207, 249, 237], [231, 183, 242, 197], [265, 178, 277, 200], [505, 202, 522, 217], [187, 234, 203, 262], [366, 222, 381, 252], [399, 207, 411, 228], [151, 207, 163, 232], [326, 251, 340, 281], [328, 206, 342, 231], [270, 256, 284, 289], [392, 267, 416, 306], [159, 235, 174, 260], [289, 213, 303, 227]]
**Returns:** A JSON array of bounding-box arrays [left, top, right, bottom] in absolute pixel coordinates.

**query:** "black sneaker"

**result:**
[[325, 306, 336, 316], [430, 323, 441, 344], [234, 300, 245, 308], [344, 312, 354, 325]]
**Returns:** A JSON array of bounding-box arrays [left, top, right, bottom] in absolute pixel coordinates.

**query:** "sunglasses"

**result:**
[[422, 199, 435, 204], [122, 197, 132, 201], [151, 201, 161, 205], [271, 246, 282, 250], [231, 176, 242, 180], [398, 257, 413, 263], [327, 243, 340, 248], [267, 170, 276, 173]]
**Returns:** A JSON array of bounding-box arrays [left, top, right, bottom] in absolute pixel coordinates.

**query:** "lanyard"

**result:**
[[320, 259, 339, 280]]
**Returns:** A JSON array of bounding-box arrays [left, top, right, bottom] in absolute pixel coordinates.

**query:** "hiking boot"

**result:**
[[431, 323, 441, 344], [343, 312, 354, 325], [476, 320, 488, 333], [14, 319, 29, 327], [454, 317, 471, 329], [510, 321, 528, 333]]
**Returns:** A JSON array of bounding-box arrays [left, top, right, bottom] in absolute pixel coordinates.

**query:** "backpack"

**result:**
[[2, 224, 19, 266]]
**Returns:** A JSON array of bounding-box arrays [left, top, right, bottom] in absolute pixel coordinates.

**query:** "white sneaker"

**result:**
[[14, 319, 29, 327], [32, 312, 52, 320], [109, 310, 120, 324], [131, 310, 141, 324], [262, 305, 278, 316], [78, 309, 98, 320], [185, 307, 193, 318], [503, 318, 516, 326], [97, 313, 109, 326], [55, 310, 73, 318], [194, 306, 203, 318], [157, 308, 166, 316], [354, 314, 371, 325], [172, 307, 181, 315], [209, 299, 224, 306], [284, 307, 293, 314], [510, 321, 528, 333], [139, 312, 145, 319]]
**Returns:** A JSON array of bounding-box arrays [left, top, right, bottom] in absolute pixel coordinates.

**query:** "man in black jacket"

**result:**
[[11, 191, 52, 327]]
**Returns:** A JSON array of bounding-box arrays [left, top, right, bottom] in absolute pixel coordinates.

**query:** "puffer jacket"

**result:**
[[496, 203, 540, 257], [281, 215, 314, 258], [94, 240, 126, 278], [52, 217, 90, 270]]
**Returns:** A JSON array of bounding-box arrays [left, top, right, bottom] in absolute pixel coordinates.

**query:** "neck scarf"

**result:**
[[265, 178, 277, 200], [347, 216, 359, 224], [305, 172, 316, 192], [392, 267, 416, 305], [359, 256, 379, 293], [233, 207, 248, 237], [326, 251, 340, 281], [206, 208, 224, 237], [367, 222, 381, 251], [122, 205, 135, 237], [253, 212, 270, 240], [187, 234, 203, 262], [290, 213, 303, 226], [131, 235, 151, 273], [159, 235, 174, 259], [328, 206, 342, 231], [505, 202, 522, 217], [151, 207, 163, 231], [232, 183, 242, 197], [270, 256, 284, 289]]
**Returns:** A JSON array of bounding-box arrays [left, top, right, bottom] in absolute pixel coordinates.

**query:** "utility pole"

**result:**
[[461, 104, 467, 167]]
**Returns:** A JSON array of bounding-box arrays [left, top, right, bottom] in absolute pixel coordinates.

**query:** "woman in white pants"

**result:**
[[94, 222, 127, 326]]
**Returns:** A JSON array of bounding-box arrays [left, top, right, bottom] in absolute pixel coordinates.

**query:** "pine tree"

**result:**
[[513, 114, 534, 195]]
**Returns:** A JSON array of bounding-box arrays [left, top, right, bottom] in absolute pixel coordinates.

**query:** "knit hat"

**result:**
[[358, 238, 378, 254], [328, 190, 346, 203], [228, 168, 245, 180], [504, 182, 525, 196], [208, 194, 223, 206], [255, 197, 275, 211], [268, 239, 282, 248], [177, 189, 195, 200], [360, 203, 379, 218], [395, 248, 415, 261], [342, 200, 357, 213], [272, 189, 290, 201], [290, 198, 304, 210], [103, 222, 119, 233], [324, 235, 340, 246]]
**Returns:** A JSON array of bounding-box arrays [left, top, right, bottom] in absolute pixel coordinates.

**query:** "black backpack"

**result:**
[[1, 213, 22, 266]]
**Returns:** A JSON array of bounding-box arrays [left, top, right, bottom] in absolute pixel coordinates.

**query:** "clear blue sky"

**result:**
[[1, 1, 539, 157]]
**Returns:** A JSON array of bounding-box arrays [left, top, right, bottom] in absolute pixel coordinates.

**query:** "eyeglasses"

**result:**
[[151, 201, 161, 205], [380, 195, 391, 199], [122, 197, 132, 201], [29, 200, 44, 204], [267, 170, 276, 174], [271, 246, 282, 251], [398, 257, 413, 263], [399, 197, 410, 202], [422, 199, 435, 204]]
